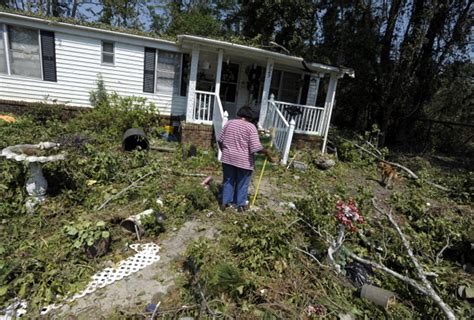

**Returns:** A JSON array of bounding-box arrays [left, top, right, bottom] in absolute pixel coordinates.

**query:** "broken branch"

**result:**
[[435, 236, 451, 265], [293, 245, 329, 269], [372, 199, 455, 320], [338, 137, 450, 192], [96, 170, 158, 211]]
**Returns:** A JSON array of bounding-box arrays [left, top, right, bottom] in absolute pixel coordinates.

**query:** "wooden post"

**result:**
[[258, 59, 274, 128], [186, 45, 200, 123], [281, 119, 296, 165], [215, 49, 223, 97], [217, 110, 229, 161], [321, 74, 338, 153], [306, 73, 323, 106]]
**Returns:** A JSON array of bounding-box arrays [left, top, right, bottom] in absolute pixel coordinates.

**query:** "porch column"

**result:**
[[215, 49, 223, 97], [258, 59, 274, 129], [306, 73, 323, 106], [186, 45, 200, 122], [321, 74, 338, 153]]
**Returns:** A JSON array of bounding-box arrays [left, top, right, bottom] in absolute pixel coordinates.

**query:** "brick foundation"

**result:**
[[0, 99, 88, 120], [180, 123, 214, 149], [291, 133, 323, 150]]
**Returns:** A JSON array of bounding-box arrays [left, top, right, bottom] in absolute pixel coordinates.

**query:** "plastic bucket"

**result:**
[[122, 128, 149, 151], [360, 284, 396, 309], [164, 125, 174, 134], [120, 209, 155, 236]]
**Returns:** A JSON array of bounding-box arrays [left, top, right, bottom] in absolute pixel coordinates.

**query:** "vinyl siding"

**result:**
[[0, 32, 187, 116]]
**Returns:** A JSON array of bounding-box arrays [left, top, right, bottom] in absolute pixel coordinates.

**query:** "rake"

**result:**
[[251, 127, 276, 207]]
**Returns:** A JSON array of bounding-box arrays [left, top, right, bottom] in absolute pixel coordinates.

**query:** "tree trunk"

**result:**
[[71, 0, 79, 18]]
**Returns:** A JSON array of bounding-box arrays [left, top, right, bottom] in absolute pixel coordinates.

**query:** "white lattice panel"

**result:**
[[40, 243, 160, 315]]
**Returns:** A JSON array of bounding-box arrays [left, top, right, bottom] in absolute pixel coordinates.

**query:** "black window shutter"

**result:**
[[40, 30, 57, 82], [143, 47, 156, 93]]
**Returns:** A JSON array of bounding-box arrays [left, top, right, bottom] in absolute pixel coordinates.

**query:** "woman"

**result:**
[[217, 106, 276, 212]]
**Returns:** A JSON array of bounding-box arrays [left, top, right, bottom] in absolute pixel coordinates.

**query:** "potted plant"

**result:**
[[64, 220, 111, 258]]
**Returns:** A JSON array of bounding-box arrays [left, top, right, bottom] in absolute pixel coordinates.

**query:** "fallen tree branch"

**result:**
[[345, 251, 429, 296], [338, 137, 450, 192], [372, 199, 455, 320], [150, 301, 161, 320], [327, 225, 345, 272], [96, 170, 158, 211], [435, 236, 451, 265], [293, 245, 329, 269]]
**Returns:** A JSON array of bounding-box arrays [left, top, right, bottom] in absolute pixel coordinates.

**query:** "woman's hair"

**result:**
[[237, 106, 259, 125]]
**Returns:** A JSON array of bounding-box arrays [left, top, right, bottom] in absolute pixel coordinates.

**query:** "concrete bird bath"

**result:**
[[1, 142, 66, 212]]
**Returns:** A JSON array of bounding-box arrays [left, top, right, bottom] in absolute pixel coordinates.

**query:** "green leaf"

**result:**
[[67, 228, 78, 236], [87, 239, 94, 246], [0, 285, 8, 296], [101, 231, 110, 239], [236, 285, 244, 295], [96, 221, 106, 228]]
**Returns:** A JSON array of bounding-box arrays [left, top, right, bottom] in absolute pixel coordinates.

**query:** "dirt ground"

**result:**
[[54, 219, 217, 319], [51, 163, 393, 319]]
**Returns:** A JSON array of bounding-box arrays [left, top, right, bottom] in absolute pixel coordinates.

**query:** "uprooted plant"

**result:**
[[300, 197, 457, 319]]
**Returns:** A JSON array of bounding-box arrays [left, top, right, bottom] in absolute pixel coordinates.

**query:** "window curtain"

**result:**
[[8, 26, 41, 78], [156, 51, 180, 95]]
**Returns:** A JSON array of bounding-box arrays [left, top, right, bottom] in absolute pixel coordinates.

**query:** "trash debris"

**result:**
[[315, 158, 336, 170], [306, 304, 326, 316], [122, 128, 149, 151], [145, 303, 158, 313], [338, 313, 356, 320], [279, 202, 296, 210], [345, 261, 372, 288], [360, 284, 396, 309], [182, 145, 197, 160], [40, 243, 160, 315], [457, 286, 474, 299], [121, 209, 155, 238], [206, 211, 214, 218], [292, 161, 308, 171], [0, 115, 16, 123], [201, 176, 213, 188], [0, 299, 27, 319], [160, 132, 178, 142], [84, 235, 111, 259]]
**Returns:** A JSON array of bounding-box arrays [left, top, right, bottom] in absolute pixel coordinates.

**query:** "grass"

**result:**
[[0, 102, 472, 318]]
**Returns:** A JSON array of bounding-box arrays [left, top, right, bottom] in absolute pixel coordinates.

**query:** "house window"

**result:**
[[101, 41, 114, 64], [0, 25, 7, 74], [280, 71, 301, 103], [8, 25, 41, 78], [220, 62, 239, 103], [156, 50, 180, 95]]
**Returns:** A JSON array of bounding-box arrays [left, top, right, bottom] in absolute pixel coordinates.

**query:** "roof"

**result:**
[[0, 11, 354, 77]]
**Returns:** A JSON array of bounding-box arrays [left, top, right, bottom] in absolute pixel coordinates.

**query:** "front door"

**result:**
[[219, 62, 240, 118]]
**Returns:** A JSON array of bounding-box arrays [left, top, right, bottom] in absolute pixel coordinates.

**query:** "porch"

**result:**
[[177, 35, 352, 164]]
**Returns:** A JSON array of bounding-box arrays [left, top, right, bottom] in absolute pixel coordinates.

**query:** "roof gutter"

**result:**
[[0, 11, 176, 45], [178, 35, 355, 76]]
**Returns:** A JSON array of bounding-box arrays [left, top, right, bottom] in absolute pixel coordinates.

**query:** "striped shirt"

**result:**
[[218, 119, 263, 171]]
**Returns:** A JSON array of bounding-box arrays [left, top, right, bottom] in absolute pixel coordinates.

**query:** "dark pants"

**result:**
[[222, 163, 252, 207]]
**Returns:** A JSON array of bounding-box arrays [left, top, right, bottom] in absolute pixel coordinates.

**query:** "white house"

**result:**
[[0, 12, 354, 163]]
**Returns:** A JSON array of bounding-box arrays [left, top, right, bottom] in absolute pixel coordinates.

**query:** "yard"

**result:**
[[0, 94, 472, 319]]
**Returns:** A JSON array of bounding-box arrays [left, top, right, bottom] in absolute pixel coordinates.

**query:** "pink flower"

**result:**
[[335, 199, 364, 232]]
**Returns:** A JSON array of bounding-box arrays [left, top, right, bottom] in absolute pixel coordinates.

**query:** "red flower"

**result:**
[[335, 199, 364, 232]]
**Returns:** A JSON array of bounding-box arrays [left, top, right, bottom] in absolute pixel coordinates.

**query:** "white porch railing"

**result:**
[[192, 90, 216, 125], [264, 99, 296, 165], [275, 101, 325, 135], [212, 94, 228, 160]]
